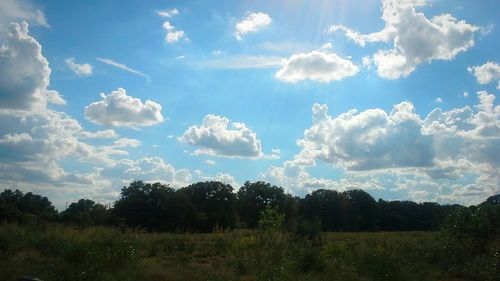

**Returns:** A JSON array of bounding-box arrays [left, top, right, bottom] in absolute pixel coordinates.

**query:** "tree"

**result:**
[[60, 198, 115, 227], [236, 181, 293, 228], [179, 181, 237, 232], [341, 189, 377, 231], [113, 181, 195, 231], [0, 189, 57, 223], [300, 189, 343, 231]]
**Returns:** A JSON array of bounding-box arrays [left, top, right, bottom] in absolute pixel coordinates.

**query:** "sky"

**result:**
[[0, 0, 499, 209]]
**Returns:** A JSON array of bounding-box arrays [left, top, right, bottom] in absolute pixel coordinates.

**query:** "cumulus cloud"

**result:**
[[468, 61, 500, 88], [0, 22, 181, 209], [235, 12, 272, 40], [299, 102, 435, 170], [197, 172, 239, 188], [162, 21, 186, 44], [113, 138, 141, 148], [65, 58, 93, 76], [262, 90, 499, 203], [261, 157, 384, 196], [84, 88, 164, 128], [0, 22, 120, 187], [180, 114, 274, 159], [104, 157, 192, 187], [275, 50, 359, 83], [80, 129, 118, 139], [329, 0, 479, 79], [0, 22, 62, 110], [0, 0, 48, 30], [267, 90, 499, 203]]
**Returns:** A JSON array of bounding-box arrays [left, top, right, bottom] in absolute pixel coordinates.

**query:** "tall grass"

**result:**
[[0, 224, 498, 281]]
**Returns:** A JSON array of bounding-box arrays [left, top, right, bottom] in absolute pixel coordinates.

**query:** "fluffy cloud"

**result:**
[[235, 12, 272, 40], [0, 0, 48, 31], [299, 102, 435, 170], [80, 129, 118, 139], [0, 22, 119, 187], [84, 88, 164, 128], [261, 157, 384, 196], [0, 22, 63, 110], [0, 22, 187, 209], [266, 90, 499, 203], [468, 61, 500, 89], [65, 58, 93, 76], [330, 0, 479, 79], [162, 21, 186, 44], [262, 91, 499, 204], [275, 51, 359, 83], [195, 170, 239, 188], [180, 114, 272, 159], [103, 157, 192, 187]]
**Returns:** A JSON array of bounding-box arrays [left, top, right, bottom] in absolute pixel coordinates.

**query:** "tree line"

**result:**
[[1, 180, 499, 233]]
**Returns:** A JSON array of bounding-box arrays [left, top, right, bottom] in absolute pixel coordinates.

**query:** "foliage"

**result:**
[[3, 183, 497, 234], [2, 225, 499, 281], [0, 189, 57, 223], [258, 205, 285, 231], [61, 199, 115, 227]]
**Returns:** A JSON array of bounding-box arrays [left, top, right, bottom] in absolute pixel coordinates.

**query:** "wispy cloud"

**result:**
[[96, 58, 151, 83], [156, 8, 179, 18], [199, 55, 283, 69]]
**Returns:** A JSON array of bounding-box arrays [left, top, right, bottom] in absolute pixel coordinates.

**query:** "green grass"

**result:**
[[0, 224, 498, 281]]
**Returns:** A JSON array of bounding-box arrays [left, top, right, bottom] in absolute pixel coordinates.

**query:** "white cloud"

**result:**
[[0, 22, 123, 187], [180, 114, 272, 159], [463, 91, 469, 98], [0, 22, 177, 209], [261, 158, 384, 196], [157, 8, 179, 18], [201, 55, 283, 69], [205, 159, 216, 165], [96, 58, 151, 83], [468, 61, 500, 86], [299, 102, 435, 171], [435, 97, 443, 103], [275, 50, 359, 83], [103, 156, 192, 187], [235, 12, 272, 40], [197, 172, 239, 188], [45, 90, 66, 105], [0, 0, 49, 30], [295, 91, 498, 201], [65, 58, 93, 76], [80, 129, 118, 139], [263, 90, 499, 203], [0, 22, 60, 110], [330, 0, 479, 79], [162, 21, 186, 43], [84, 88, 164, 128], [113, 138, 141, 148]]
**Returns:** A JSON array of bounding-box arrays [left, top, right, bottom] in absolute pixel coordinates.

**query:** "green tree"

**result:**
[[179, 181, 237, 232], [237, 181, 295, 228]]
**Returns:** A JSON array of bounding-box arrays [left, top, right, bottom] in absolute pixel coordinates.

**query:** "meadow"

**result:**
[[1, 223, 498, 281]]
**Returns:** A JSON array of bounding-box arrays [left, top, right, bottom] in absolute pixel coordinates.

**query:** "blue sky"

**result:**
[[0, 0, 499, 208]]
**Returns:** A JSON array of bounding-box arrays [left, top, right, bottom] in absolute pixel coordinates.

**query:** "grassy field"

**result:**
[[0, 223, 498, 281]]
